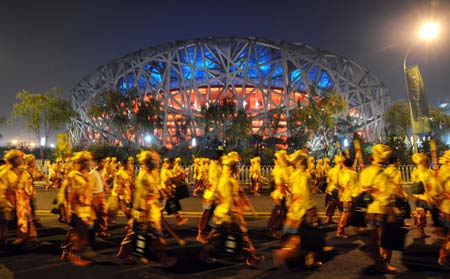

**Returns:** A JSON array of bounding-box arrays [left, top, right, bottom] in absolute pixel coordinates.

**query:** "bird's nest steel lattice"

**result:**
[[69, 37, 390, 149]]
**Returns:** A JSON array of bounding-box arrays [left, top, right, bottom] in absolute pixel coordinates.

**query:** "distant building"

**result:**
[[69, 37, 390, 148]]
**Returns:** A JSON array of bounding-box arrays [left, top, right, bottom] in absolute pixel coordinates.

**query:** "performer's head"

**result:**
[[72, 151, 93, 171], [288, 150, 308, 169], [137, 150, 160, 170], [222, 151, 241, 174], [412, 152, 428, 166], [371, 144, 392, 165], [4, 149, 24, 168]]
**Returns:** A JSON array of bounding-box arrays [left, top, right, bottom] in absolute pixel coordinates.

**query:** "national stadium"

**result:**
[[69, 37, 390, 149]]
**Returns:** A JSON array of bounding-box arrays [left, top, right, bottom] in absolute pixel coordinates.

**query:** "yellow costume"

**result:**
[[273, 150, 323, 268], [411, 152, 443, 238], [116, 150, 176, 267], [359, 144, 397, 273], [200, 152, 262, 266], [438, 150, 450, 267]]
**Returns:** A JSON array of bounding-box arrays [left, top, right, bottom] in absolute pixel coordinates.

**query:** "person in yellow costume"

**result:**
[[0, 150, 39, 251], [115, 150, 176, 267], [192, 157, 202, 196], [325, 155, 344, 224], [411, 152, 443, 238], [249, 156, 264, 196], [384, 156, 410, 226], [23, 154, 51, 228], [126, 156, 135, 192], [267, 150, 292, 238], [60, 151, 96, 266], [438, 150, 450, 267], [160, 158, 189, 226], [108, 158, 132, 222], [48, 157, 64, 189], [273, 150, 323, 268], [199, 151, 263, 266], [193, 158, 210, 196], [336, 158, 361, 238], [197, 147, 225, 243], [359, 144, 397, 273], [89, 156, 109, 238], [307, 157, 317, 192]]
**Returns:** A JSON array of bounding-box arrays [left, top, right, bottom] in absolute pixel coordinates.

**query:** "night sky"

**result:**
[[1, 0, 449, 144]]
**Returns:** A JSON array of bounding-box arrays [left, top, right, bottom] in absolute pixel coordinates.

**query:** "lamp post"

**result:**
[[403, 22, 440, 153]]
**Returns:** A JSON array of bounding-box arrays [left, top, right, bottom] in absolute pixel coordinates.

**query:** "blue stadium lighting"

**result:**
[[318, 70, 333, 88], [290, 69, 301, 81]]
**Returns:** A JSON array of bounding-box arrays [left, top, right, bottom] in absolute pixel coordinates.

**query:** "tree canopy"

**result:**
[[11, 88, 76, 148]]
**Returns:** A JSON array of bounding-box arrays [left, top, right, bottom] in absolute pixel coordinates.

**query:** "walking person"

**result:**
[[360, 144, 397, 273], [60, 151, 97, 266], [336, 158, 360, 238], [90, 156, 110, 238], [267, 150, 291, 238], [273, 150, 324, 268], [199, 151, 263, 266], [115, 150, 176, 267], [437, 150, 450, 268]]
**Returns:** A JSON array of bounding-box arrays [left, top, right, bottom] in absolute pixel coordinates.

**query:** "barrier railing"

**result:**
[[36, 161, 419, 187]]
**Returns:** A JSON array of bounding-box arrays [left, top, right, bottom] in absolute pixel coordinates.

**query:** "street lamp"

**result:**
[[403, 21, 440, 153]]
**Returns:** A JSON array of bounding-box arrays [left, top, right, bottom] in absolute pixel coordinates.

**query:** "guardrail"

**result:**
[[36, 160, 419, 186]]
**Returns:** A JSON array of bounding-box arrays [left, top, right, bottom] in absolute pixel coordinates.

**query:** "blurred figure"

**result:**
[[438, 150, 450, 268], [199, 152, 263, 266], [411, 153, 443, 238], [116, 150, 176, 267], [360, 144, 397, 273], [197, 147, 224, 243], [23, 154, 50, 228], [90, 156, 109, 238], [60, 151, 96, 266], [273, 150, 324, 268], [1, 150, 40, 250], [267, 150, 291, 239], [108, 158, 132, 223], [336, 158, 360, 238], [325, 155, 344, 224]]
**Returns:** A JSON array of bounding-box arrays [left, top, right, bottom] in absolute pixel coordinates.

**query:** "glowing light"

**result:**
[[343, 138, 349, 147], [418, 22, 440, 40], [40, 137, 46, 146], [191, 137, 197, 147], [144, 133, 153, 144], [50, 143, 55, 148]]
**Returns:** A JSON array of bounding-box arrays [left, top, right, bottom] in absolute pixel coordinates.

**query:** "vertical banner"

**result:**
[[405, 65, 430, 134]]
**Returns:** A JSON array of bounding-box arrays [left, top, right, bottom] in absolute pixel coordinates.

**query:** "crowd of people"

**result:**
[[1, 145, 450, 274]]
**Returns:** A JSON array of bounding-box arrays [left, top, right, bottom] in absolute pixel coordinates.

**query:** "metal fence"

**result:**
[[37, 161, 418, 187]]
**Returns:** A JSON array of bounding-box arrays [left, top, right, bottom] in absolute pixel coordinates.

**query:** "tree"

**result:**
[[383, 101, 450, 151], [134, 94, 164, 145], [11, 88, 76, 158], [383, 101, 412, 144], [288, 86, 347, 151], [88, 88, 140, 147]]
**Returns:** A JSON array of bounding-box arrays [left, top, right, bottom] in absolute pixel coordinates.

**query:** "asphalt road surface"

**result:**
[[1, 186, 450, 279]]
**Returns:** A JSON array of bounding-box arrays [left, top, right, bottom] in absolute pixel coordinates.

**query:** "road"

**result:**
[[1, 186, 449, 279]]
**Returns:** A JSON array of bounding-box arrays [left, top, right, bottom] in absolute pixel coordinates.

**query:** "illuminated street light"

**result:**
[[403, 21, 440, 153], [418, 22, 440, 40]]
